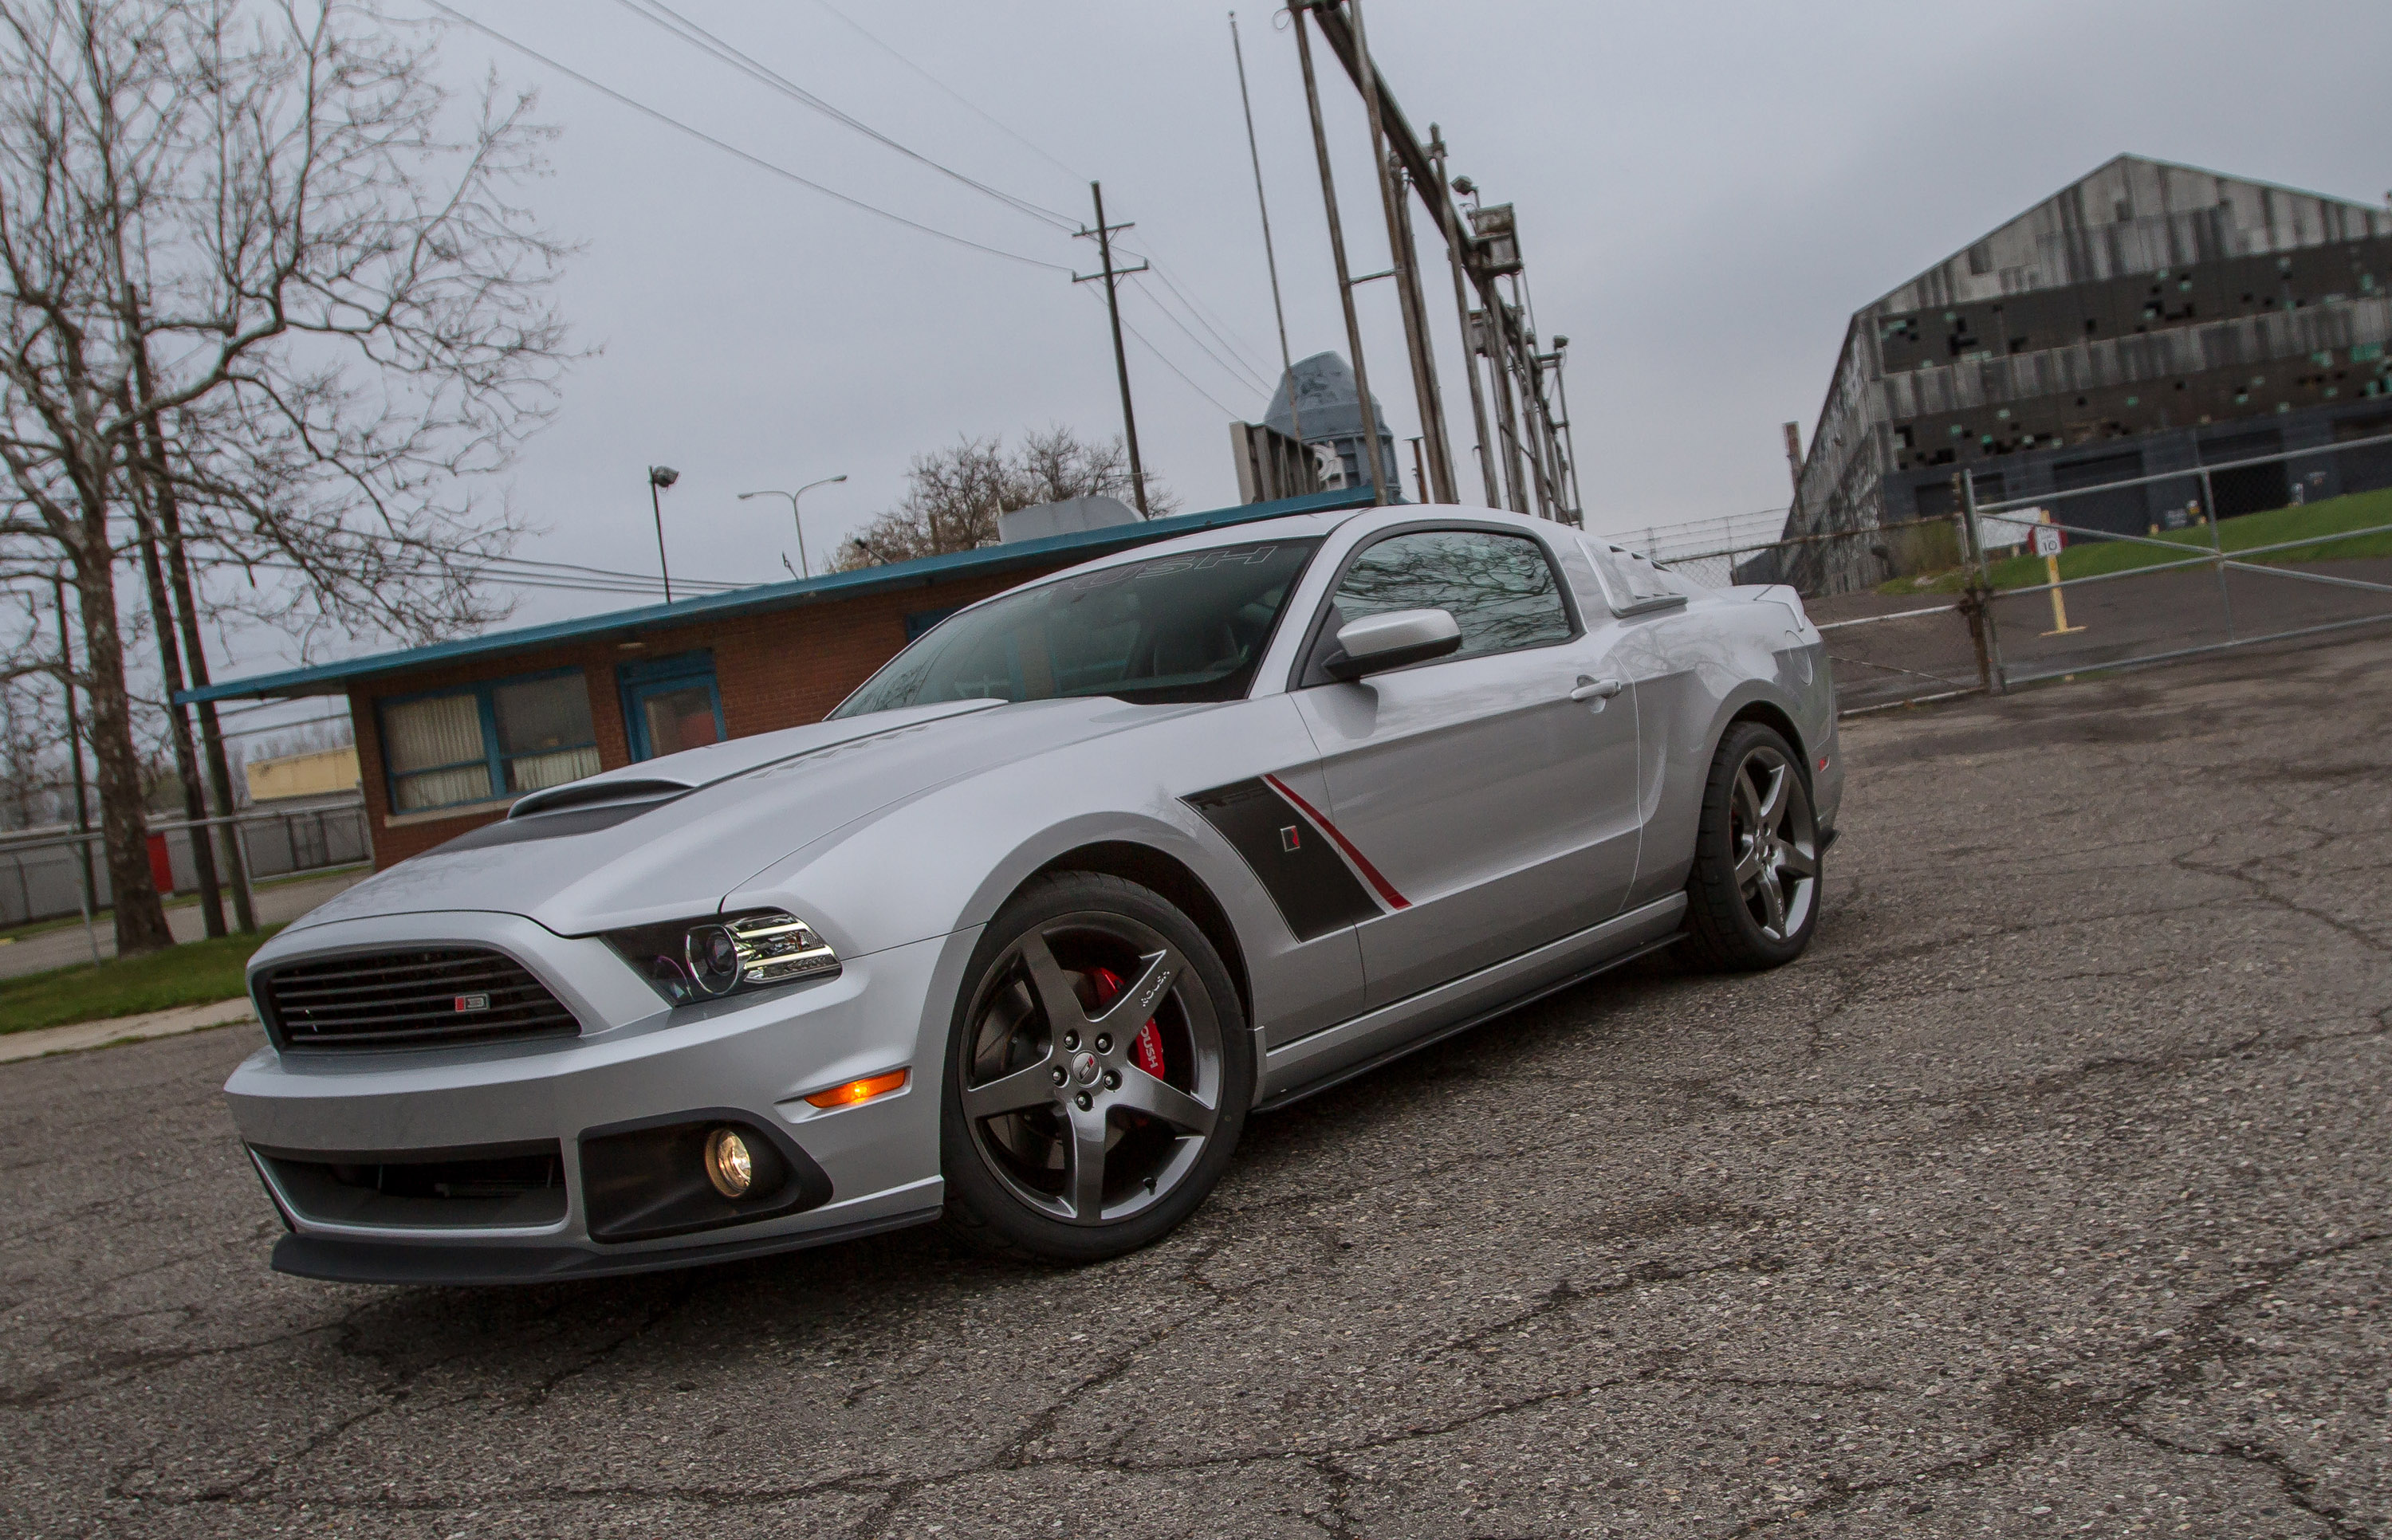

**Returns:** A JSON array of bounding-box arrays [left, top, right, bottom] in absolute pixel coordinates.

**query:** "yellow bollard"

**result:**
[[2038, 510, 2084, 637]]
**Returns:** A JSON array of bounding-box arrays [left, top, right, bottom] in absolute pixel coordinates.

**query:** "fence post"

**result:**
[[2197, 465, 2236, 642], [1957, 469, 2005, 696], [74, 833, 100, 965]]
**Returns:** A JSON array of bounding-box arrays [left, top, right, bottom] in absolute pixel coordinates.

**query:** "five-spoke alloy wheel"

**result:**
[[1681, 721, 1822, 970], [940, 872, 1251, 1262]]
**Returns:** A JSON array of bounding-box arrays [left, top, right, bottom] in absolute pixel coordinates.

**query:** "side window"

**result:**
[[1327, 528, 1573, 666]]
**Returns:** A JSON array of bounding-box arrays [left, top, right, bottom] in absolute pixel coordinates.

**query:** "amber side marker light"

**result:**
[[805, 1068, 910, 1110]]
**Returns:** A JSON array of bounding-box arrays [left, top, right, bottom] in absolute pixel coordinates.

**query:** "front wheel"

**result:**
[[1678, 721, 1822, 972], [939, 872, 1252, 1263]]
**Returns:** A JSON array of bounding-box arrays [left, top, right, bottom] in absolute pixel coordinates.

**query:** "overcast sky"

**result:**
[[207, 0, 2392, 707]]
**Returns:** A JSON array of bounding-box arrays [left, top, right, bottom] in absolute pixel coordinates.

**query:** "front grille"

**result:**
[[259, 947, 580, 1050]]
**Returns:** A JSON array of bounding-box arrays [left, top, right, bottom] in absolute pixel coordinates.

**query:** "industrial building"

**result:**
[[1784, 155, 2392, 591], [1264, 352, 1401, 495]]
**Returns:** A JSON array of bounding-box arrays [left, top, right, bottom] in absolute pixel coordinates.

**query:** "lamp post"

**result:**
[[647, 465, 679, 602], [738, 474, 848, 579]]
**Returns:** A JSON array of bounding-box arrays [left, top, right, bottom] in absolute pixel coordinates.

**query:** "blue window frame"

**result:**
[[619, 650, 726, 762], [377, 667, 600, 814]]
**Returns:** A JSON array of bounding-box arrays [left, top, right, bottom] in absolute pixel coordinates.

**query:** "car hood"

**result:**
[[293, 696, 1162, 939]]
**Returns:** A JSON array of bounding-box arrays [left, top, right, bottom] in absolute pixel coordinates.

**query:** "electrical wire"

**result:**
[[1132, 258, 1279, 389], [610, 0, 1083, 233], [1123, 280, 1270, 403], [807, 0, 1088, 187], [1076, 289, 1243, 422], [797, 1, 1290, 399], [419, 0, 1074, 273]]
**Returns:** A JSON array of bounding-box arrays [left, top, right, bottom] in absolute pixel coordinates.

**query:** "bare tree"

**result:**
[[0, 0, 571, 953], [837, 426, 1178, 569]]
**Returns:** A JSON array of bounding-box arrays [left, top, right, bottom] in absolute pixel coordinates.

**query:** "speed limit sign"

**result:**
[[2032, 524, 2064, 558]]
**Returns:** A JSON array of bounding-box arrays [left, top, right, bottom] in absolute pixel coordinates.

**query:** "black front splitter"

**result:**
[[272, 1207, 940, 1286]]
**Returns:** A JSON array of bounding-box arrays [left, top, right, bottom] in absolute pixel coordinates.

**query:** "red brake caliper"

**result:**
[[1084, 966, 1166, 1077]]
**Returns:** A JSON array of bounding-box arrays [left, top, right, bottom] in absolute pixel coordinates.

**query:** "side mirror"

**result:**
[[1327, 607, 1463, 681]]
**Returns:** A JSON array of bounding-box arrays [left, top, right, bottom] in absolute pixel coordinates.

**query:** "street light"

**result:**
[[647, 465, 679, 603], [738, 474, 847, 579]]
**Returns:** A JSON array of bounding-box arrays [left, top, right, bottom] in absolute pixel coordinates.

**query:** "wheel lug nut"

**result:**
[[1075, 1091, 1093, 1110], [1094, 1034, 1111, 1054], [1051, 1067, 1068, 1086], [1104, 1070, 1121, 1090], [1062, 1031, 1079, 1051]]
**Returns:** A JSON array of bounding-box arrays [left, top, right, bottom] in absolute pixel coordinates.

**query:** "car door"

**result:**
[[1289, 524, 1645, 1007]]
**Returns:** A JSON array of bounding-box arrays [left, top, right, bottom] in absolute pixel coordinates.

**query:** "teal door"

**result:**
[[620, 651, 726, 761]]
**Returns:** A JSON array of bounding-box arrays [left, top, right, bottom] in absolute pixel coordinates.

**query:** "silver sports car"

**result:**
[[229, 505, 1841, 1282]]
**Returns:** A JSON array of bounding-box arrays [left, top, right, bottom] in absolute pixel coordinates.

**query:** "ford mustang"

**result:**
[[228, 505, 1840, 1282]]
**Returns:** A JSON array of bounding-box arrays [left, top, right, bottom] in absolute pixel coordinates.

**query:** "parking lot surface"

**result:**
[[2, 632, 2387, 1538]]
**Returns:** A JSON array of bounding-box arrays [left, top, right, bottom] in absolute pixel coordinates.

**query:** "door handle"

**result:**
[[1569, 677, 1625, 702]]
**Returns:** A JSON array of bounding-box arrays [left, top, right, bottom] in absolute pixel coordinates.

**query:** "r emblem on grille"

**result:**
[[454, 993, 491, 1013]]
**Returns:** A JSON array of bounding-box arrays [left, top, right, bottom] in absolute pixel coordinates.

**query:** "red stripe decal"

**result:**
[[1261, 773, 1410, 911]]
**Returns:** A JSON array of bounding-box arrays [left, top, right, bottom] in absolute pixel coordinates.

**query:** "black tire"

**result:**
[[939, 871, 1253, 1263], [1678, 721, 1823, 972]]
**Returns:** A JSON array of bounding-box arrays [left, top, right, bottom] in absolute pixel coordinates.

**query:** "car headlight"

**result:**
[[604, 909, 840, 1006]]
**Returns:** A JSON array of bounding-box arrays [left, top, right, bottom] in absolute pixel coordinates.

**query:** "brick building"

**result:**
[[184, 489, 1366, 870]]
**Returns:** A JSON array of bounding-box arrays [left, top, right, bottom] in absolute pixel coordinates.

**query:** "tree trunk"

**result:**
[[70, 537, 174, 956]]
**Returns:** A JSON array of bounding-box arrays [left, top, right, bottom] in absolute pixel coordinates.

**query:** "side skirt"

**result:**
[[1253, 894, 1688, 1111]]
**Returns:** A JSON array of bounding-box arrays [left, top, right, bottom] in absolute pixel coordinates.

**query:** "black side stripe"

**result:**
[[1184, 776, 1380, 942]]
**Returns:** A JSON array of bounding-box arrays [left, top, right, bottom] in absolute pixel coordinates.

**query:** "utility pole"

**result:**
[[1430, 127, 1498, 508], [1230, 12, 1301, 445], [1074, 182, 1153, 517], [1292, 2, 1390, 503], [1346, 0, 1454, 504], [52, 571, 96, 917]]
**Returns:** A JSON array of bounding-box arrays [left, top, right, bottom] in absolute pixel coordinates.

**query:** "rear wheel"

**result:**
[[1679, 721, 1821, 972], [939, 872, 1251, 1263]]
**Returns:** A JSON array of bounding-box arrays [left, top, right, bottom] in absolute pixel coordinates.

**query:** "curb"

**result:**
[[0, 997, 258, 1065]]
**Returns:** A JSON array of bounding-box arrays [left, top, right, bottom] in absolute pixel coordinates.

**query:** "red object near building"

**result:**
[[146, 831, 176, 894]]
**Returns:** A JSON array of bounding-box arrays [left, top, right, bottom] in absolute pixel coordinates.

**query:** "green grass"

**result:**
[[0, 926, 281, 1035], [1880, 485, 2392, 595]]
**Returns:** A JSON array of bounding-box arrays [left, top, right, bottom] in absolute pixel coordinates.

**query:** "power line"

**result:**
[[1080, 289, 1245, 421], [807, 0, 1088, 186], [1123, 279, 1269, 403], [610, 0, 1082, 233], [420, 0, 1073, 273]]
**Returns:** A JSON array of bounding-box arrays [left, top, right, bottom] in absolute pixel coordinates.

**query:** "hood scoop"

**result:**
[[509, 777, 691, 820]]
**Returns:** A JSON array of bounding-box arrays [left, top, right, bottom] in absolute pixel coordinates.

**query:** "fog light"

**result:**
[[803, 1067, 910, 1110], [703, 1126, 754, 1197]]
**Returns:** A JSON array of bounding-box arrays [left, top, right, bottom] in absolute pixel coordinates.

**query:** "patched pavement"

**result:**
[[2, 632, 2386, 1538]]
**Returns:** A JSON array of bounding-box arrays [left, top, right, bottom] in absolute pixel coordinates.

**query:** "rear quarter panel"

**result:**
[[1619, 591, 1837, 909]]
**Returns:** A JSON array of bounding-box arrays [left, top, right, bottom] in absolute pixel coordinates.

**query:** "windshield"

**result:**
[[831, 538, 1321, 717]]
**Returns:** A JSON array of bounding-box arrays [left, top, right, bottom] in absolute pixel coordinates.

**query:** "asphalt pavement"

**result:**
[[2, 631, 2386, 1538]]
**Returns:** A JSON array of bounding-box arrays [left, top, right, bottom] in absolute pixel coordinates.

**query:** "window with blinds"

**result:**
[[380, 671, 600, 813]]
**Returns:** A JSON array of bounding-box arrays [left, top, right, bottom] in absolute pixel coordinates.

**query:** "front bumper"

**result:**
[[226, 911, 977, 1283]]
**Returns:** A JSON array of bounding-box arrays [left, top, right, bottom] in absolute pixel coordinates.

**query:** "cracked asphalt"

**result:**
[[4, 631, 2389, 1538]]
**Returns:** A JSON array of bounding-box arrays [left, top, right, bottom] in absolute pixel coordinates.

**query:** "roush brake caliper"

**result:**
[[1083, 965, 1166, 1077]]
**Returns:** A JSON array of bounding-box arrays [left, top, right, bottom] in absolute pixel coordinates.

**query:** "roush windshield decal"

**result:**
[[1184, 774, 1406, 942]]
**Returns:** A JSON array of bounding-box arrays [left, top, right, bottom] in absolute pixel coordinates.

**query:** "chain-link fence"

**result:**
[[0, 796, 368, 929], [1646, 514, 1989, 714], [1643, 426, 2392, 713]]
